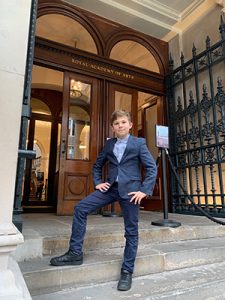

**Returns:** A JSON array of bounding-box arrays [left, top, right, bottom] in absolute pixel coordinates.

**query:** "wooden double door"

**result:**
[[57, 72, 162, 215], [23, 71, 162, 214]]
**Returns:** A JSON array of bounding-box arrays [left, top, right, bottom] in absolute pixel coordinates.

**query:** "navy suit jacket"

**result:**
[[92, 135, 157, 199]]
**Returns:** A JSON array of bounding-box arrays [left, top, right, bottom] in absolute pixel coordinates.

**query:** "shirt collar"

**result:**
[[116, 134, 130, 143]]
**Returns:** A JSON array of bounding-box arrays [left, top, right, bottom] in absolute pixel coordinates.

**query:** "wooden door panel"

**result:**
[[57, 72, 99, 215], [64, 173, 89, 200]]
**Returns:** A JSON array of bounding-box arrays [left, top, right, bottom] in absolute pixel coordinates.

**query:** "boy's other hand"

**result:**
[[96, 182, 111, 192], [128, 191, 147, 205]]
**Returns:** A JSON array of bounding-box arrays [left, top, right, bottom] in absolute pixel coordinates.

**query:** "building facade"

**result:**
[[0, 0, 224, 299]]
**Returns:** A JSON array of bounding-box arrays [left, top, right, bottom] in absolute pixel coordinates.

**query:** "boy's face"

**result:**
[[111, 116, 133, 139]]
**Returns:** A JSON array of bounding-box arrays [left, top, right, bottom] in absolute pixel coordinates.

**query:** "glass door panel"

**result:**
[[31, 120, 51, 201], [115, 91, 132, 113], [145, 104, 158, 160], [67, 79, 91, 160]]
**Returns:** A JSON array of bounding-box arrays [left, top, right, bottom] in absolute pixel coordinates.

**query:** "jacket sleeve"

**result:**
[[92, 144, 108, 187], [139, 138, 157, 196]]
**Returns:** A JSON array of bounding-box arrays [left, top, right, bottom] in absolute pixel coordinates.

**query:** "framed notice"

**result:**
[[155, 125, 169, 149]]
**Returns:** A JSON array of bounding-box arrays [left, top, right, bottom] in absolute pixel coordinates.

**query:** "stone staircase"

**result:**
[[15, 212, 225, 299]]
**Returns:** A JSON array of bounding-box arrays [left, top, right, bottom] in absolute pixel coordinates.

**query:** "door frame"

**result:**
[[22, 87, 62, 211], [22, 115, 56, 208]]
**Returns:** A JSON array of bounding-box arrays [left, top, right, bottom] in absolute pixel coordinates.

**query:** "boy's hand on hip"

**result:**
[[96, 182, 111, 192], [128, 191, 147, 205]]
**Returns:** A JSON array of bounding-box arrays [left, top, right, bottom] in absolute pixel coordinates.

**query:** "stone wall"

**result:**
[[0, 1, 32, 299]]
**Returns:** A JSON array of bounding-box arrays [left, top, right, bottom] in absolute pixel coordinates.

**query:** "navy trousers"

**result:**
[[69, 183, 139, 273]]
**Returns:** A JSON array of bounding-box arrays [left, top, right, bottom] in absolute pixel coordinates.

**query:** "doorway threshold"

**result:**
[[22, 206, 55, 213]]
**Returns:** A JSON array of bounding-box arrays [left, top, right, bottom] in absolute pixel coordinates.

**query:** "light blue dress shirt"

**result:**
[[113, 135, 129, 181]]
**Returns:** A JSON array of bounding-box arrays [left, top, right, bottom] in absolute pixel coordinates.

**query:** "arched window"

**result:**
[[31, 98, 51, 115], [32, 65, 63, 92], [36, 14, 98, 54], [110, 40, 160, 73]]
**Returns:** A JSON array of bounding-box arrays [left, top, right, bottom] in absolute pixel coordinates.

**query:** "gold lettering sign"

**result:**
[[72, 58, 134, 80]]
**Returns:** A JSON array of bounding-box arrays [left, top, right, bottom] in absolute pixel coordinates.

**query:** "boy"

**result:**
[[50, 110, 157, 291]]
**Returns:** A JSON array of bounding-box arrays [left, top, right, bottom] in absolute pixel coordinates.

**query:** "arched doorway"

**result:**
[[22, 89, 62, 212], [21, 0, 168, 215]]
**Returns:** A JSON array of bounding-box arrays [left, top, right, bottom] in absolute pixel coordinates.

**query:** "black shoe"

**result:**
[[117, 269, 132, 291], [50, 250, 83, 266]]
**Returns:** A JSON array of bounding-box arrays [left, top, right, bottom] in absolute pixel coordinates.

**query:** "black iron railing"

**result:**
[[167, 17, 225, 217]]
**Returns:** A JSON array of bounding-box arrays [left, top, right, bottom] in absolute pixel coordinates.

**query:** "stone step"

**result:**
[[19, 236, 225, 296], [32, 261, 225, 300], [15, 221, 225, 262], [43, 223, 225, 256]]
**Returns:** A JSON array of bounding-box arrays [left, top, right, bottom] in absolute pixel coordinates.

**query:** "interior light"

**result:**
[[79, 145, 86, 149]]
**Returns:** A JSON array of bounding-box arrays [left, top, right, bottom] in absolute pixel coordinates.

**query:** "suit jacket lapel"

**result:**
[[109, 138, 118, 161]]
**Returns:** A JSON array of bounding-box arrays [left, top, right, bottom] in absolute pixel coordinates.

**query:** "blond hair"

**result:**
[[110, 110, 131, 125]]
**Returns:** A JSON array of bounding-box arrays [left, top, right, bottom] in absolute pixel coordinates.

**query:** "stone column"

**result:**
[[0, 1, 32, 299]]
